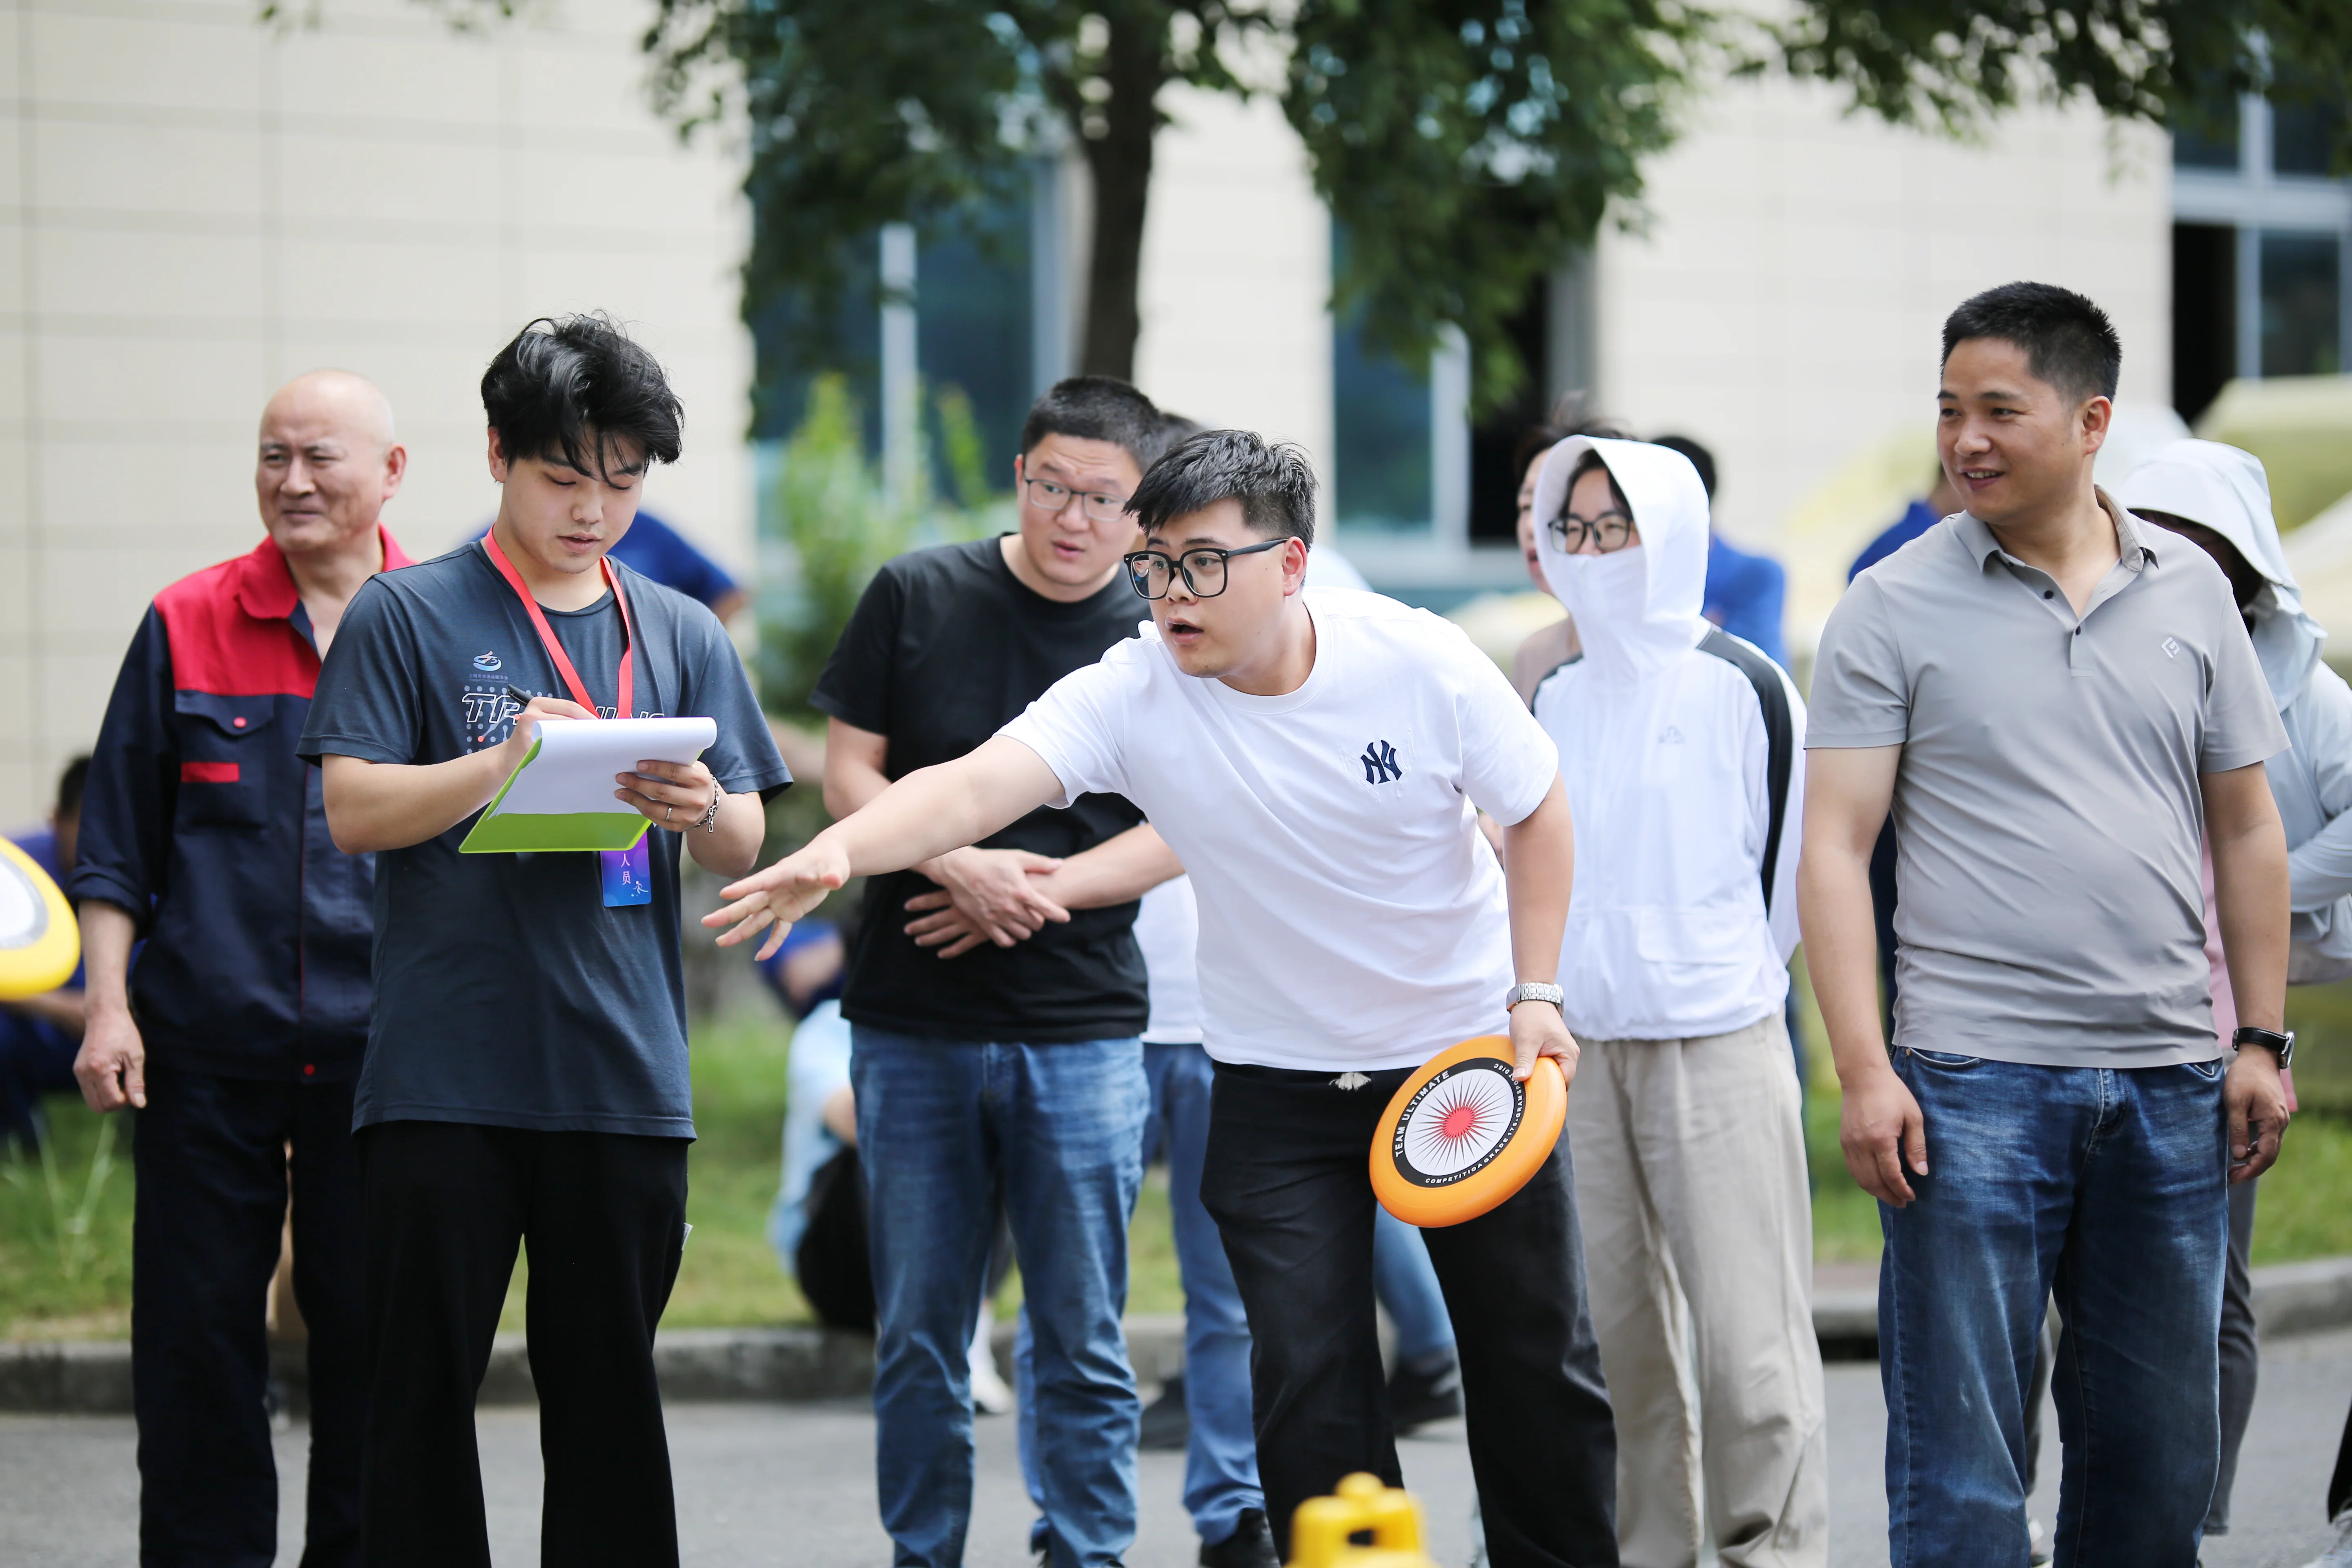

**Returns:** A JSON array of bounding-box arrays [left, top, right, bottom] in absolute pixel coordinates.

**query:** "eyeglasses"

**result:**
[[1122, 539, 1287, 599], [1022, 472, 1130, 525], [1547, 510, 1637, 553]]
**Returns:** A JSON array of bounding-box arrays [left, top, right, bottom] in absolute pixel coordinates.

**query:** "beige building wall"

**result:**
[[0, 0, 751, 824], [1593, 78, 2171, 607], [1133, 84, 1335, 487]]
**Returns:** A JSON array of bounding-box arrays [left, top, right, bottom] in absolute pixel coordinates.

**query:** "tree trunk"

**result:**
[[1078, 14, 1165, 382]]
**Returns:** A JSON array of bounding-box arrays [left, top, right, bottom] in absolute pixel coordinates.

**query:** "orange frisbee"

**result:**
[[1371, 1036, 1566, 1228]]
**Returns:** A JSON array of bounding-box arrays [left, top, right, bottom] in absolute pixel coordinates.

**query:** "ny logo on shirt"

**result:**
[[1361, 739, 1403, 785]]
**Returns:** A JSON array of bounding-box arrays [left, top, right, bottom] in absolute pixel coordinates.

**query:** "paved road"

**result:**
[[9, 1332, 2352, 1566]]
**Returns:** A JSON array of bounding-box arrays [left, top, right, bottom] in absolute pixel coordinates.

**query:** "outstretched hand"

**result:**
[[705, 840, 854, 960]]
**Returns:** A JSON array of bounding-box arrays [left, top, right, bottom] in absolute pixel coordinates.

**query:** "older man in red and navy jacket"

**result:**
[[71, 370, 410, 1568]]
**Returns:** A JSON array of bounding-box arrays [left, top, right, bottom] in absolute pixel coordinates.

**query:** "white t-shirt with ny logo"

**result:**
[[1000, 586, 1561, 1072]]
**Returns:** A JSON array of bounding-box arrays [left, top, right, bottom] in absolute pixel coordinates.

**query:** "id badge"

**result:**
[[600, 840, 653, 907]]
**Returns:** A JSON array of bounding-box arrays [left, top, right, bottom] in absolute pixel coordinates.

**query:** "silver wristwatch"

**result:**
[[1506, 982, 1566, 1012]]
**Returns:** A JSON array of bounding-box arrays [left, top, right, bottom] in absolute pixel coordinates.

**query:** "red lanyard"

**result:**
[[482, 528, 636, 718]]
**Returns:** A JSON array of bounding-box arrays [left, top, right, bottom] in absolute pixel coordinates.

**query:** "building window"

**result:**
[[1331, 307, 1435, 539], [2169, 85, 2352, 422], [2262, 231, 2343, 376], [1329, 224, 1597, 574], [751, 189, 1037, 493]]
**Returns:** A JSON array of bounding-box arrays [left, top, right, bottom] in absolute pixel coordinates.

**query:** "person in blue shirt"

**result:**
[[1653, 435, 1789, 667], [1850, 472, 1963, 584], [472, 509, 747, 623], [0, 756, 89, 1151]]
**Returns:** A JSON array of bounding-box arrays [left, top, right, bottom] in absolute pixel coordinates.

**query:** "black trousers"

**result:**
[[134, 1065, 366, 1568], [355, 1120, 689, 1568], [1200, 1062, 1619, 1568]]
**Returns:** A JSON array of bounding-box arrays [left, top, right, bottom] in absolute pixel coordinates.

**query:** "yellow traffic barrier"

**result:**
[[1286, 1473, 1439, 1568]]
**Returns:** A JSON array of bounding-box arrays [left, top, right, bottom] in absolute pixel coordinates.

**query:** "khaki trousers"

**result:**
[[1567, 1012, 1827, 1568]]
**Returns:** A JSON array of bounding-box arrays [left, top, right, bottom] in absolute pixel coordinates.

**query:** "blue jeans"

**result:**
[[853, 1028, 1147, 1568], [1018, 1042, 1262, 1546], [1144, 1042, 1263, 1541], [1373, 1207, 1456, 1363], [1880, 1048, 2230, 1568]]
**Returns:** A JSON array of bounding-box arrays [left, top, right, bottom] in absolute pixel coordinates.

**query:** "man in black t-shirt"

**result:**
[[300, 316, 791, 1567], [813, 377, 1183, 1568]]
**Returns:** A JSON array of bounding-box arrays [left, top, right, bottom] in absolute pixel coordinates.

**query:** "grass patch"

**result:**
[[2, 1102, 136, 1340], [504, 1004, 1192, 1332], [25, 974, 2352, 1340]]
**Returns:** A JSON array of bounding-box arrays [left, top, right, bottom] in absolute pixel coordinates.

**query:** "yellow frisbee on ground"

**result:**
[[0, 837, 77, 1000], [1370, 1036, 1566, 1229]]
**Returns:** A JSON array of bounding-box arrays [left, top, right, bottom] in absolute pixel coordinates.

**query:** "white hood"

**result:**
[[1527, 436, 1804, 1042], [1531, 436, 1713, 680], [2119, 438, 2321, 712]]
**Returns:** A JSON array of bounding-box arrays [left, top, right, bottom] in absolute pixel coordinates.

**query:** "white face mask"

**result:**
[[1554, 543, 1647, 626]]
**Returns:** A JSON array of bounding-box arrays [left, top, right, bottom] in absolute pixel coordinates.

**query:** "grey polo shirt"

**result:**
[[1809, 494, 2286, 1067]]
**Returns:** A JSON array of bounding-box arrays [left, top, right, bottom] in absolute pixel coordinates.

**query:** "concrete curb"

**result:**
[[9, 1258, 2350, 1412]]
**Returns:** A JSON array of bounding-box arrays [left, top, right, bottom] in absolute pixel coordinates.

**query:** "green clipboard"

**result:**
[[459, 715, 719, 854]]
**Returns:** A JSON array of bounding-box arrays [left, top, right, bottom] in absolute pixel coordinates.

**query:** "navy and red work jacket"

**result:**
[[70, 530, 413, 1082]]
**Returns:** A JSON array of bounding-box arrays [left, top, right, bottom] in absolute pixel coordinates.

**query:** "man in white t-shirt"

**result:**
[[709, 430, 1618, 1567]]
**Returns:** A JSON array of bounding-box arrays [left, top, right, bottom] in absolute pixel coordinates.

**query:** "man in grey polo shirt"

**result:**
[[1799, 281, 2293, 1567]]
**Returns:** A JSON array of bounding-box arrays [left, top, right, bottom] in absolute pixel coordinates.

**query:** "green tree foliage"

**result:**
[[645, 0, 1702, 407], [1776, 1, 2351, 170], [758, 374, 1006, 720], [647, 0, 1259, 387], [641, 0, 2345, 419], [1287, 0, 1696, 408]]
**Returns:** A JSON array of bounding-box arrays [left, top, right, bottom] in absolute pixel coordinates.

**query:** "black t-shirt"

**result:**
[[813, 538, 1149, 1042], [298, 543, 793, 1137]]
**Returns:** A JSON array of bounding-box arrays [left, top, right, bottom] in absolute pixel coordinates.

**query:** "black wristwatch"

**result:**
[[2232, 1025, 2295, 1069]]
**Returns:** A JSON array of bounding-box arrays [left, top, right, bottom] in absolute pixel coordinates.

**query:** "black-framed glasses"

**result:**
[[1021, 471, 1130, 525], [1547, 510, 1637, 553], [1123, 539, 1287, 599]]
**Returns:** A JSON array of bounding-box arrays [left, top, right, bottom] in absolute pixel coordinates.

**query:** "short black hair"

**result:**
[[1941, 282, 2121, 404], [1129, 429, 1317, 546], [1513, 393, 1628, 481], [1563, 450, 1631, 521], [1650, 434, 1715, 501], [1019, 376, 1168, 471], [481, 314, 684, 481], [55, 754, 89, 821]]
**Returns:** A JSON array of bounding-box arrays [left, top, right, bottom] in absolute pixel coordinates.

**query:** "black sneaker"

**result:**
[[1200, 1508, 1278, 1568], [1139, 1374, 1191, 1452], [1386, 1350, 1463, 1433]]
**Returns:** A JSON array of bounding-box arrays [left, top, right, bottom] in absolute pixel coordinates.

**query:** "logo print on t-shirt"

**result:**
[[1361, 739, 1403, 785], [2161, 637, 2180, 660], [472, 651, 503, 672]]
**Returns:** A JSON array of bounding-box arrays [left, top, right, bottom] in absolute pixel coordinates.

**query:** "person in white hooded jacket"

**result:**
[[1530, 436, 1826, 1568], [2117, 438, 2351, 1552]]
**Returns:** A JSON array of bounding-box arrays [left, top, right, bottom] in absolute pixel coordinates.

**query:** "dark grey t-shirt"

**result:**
[[299, 542, 792, 1136], [1809, 498, 2286, 1066]]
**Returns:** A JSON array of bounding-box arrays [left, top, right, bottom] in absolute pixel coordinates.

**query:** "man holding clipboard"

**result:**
[[300, 315, 790, 1566]]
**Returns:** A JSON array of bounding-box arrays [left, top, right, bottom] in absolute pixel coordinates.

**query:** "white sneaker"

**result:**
[[2303, 1508, 2352, 1568], [2029, 1517, 2051, 1566], [969, 1313, 1014, 1416]]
